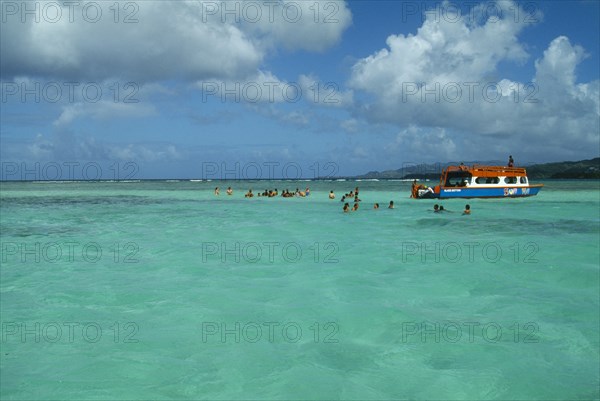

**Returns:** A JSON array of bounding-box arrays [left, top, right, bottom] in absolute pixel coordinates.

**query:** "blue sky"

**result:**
[[1, 0, 599, 179]]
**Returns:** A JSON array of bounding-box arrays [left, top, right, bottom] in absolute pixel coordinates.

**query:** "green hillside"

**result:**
[[356, 158, 600, 179]]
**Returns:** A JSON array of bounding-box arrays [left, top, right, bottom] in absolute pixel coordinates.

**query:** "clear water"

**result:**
[[1, 180, 599, 400]]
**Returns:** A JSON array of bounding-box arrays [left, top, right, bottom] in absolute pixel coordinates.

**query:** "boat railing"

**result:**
[[470, 164, 527, 174]]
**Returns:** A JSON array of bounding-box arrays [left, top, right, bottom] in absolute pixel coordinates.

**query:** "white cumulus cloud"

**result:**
[[1, 1, 352, 82], [347, 1, 599, 161]]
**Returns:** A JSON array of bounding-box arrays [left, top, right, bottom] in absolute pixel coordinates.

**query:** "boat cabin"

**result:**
[[440, 165, 529, 188]]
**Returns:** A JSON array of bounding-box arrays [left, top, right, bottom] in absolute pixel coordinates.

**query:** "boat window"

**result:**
[[475, 177, 500, 184], [520, 177, 527, 184], [504, 177, 517, 184], [445, 172, 472, 187]]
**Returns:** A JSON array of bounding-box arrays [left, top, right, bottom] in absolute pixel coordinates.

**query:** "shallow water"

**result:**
[[1, 179, 599, 400]]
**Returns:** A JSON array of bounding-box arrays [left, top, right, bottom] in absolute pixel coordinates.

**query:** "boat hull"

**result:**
[[435, 185, 543, 199]]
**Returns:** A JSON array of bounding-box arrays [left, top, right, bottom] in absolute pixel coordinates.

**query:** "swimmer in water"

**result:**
[[352, 202, 359, 211], [245, 189, 253, 198], [463, 204, 471, 215], [388, 201, 394, 209], [214, 187, 220, 195], [226, 187, 233, 195], [433, 204, 440, 212], [329, 190, 335, 199], [343, 203, 350, 212], [374, 203, 379, 209]]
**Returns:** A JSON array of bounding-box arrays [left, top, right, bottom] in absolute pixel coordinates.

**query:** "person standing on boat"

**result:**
[[508, 155, 514, 167]]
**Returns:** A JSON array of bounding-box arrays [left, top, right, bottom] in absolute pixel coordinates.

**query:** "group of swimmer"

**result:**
[[276, 188, 310, 197], [330, 186, 396, 213], [214, 187, 233, 196], [433, 203, 471, 215], [214, 186, 311, 198], [337, 187, 362, 204], [214, 185, 471, 215], [333, 186, 471, 215], [342, 201, 470, 215], [342, 200, 395, 212]]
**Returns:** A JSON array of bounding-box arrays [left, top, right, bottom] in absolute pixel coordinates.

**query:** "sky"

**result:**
[[1, 0, 599, 179]]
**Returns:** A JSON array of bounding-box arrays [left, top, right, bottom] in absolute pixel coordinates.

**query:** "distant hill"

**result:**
[[525, 158, 600, 179], [356, 158, 600, 179]]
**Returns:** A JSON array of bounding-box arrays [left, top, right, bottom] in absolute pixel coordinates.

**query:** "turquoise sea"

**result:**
[[1, 179, 599, 400]]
